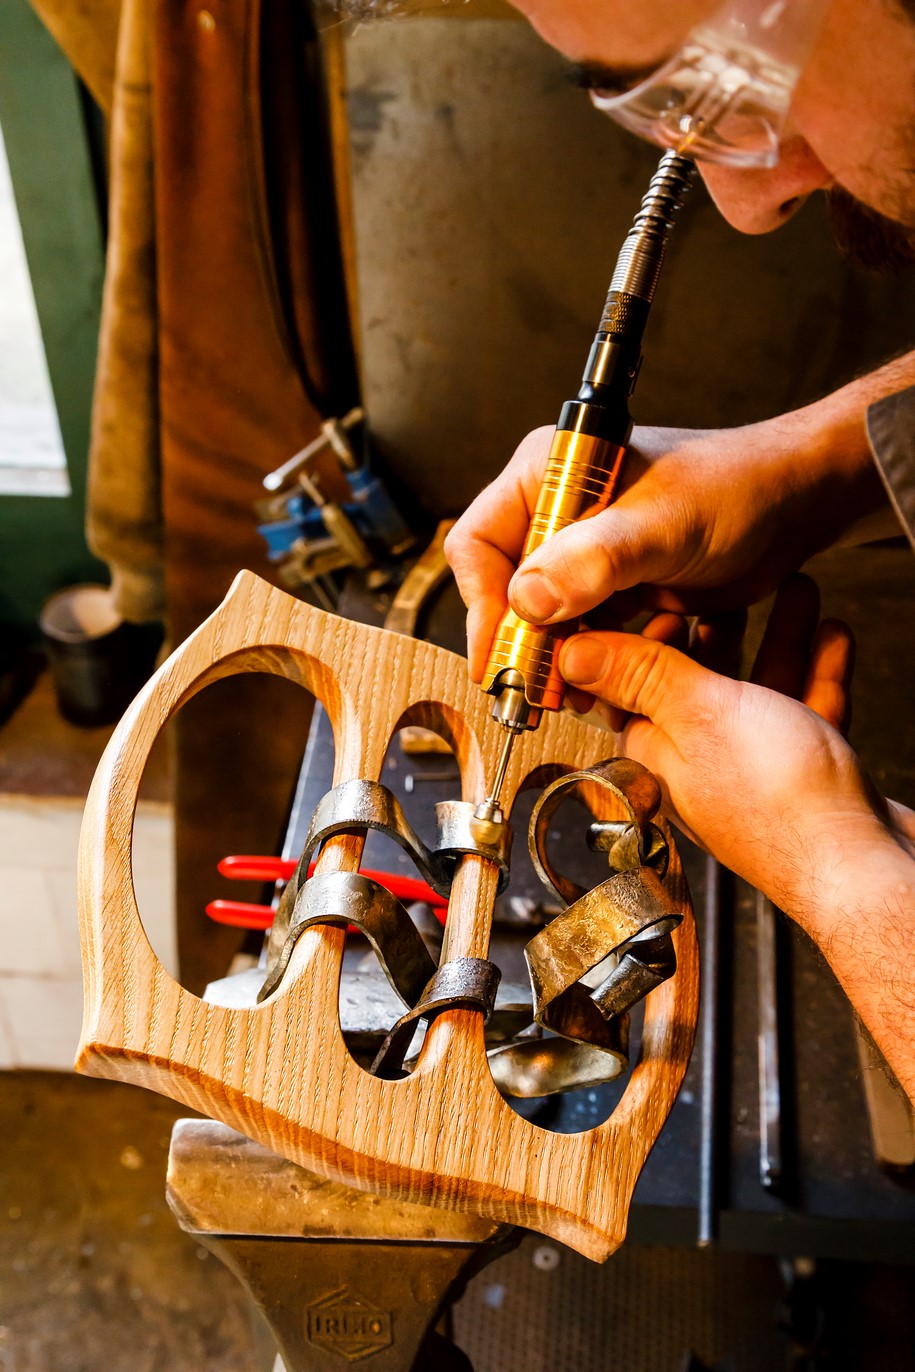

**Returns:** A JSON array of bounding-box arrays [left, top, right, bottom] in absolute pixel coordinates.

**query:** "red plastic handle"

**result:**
[[208, 854, 449, 932], [217, 854, 448, 909], [206, 899, 274, 930]]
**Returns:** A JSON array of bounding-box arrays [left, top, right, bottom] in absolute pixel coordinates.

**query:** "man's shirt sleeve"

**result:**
[[866, 385, 915, 549]]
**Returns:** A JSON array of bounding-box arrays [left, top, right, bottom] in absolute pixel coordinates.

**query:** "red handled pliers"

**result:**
[[206, 854, 448, 931]]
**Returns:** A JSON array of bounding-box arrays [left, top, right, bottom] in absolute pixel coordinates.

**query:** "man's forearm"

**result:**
[[801, 350, 915, 544], [806, 348, 915, 442], [799, 834, 915, 1102]]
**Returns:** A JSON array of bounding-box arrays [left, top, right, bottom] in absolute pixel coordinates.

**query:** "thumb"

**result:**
[[559, 630, 711, 725], [508, 502, 676, 625]]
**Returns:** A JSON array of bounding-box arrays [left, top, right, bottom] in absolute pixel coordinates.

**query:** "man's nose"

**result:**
[[698, 135, 834, 234]]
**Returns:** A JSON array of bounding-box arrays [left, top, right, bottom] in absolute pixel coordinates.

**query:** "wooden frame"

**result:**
[[77, 570, 698, 1261]]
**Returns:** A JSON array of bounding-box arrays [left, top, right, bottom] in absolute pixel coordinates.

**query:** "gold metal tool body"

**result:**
[[484, 429, 627, 724], [479, 151, 695, 815]]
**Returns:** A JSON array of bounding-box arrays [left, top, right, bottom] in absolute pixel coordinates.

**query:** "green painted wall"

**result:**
[[0, 0, 107, 628]]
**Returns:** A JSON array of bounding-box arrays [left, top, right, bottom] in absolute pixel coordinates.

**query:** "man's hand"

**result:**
[[446, 367, 908, 681], [558, 576, 915, 1100], [556, 577, 875, 906]]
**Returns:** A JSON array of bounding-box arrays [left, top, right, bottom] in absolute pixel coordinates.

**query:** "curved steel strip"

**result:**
[[371, 957, 502, 1081], [509, 759, 682, 1085], [434, 800, 512, 893], [591, 927, 677, 1020], [259, 871, 437, 1004], [480, 868, 678, 1097], [587, 819, 669, 878], [526, 866, 681, 1043], [488, 1034, 629, 1099], [263, 782, 513, 995], [286, 782, 513, 900], [529, 757, 666, 905], [298, 779, 451, 896]]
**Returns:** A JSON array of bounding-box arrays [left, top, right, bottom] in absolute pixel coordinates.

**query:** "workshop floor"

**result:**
[[2, 1071, 915, 1372]]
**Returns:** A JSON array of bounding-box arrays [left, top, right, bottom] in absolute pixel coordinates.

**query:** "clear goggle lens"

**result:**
[[590, 26, 802, 169]]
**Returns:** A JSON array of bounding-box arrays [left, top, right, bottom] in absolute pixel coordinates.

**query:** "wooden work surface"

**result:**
[[0, 667, 171, 803]]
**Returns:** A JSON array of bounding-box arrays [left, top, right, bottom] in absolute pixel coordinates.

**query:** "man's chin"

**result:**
[[827, 187, 915, 272]]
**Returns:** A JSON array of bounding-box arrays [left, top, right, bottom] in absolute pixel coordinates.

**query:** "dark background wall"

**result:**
[[344, 16, 915, 516]]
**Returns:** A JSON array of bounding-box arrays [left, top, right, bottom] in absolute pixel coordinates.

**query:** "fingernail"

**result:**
[[511, 571, 562, 623], [560, 636, 608, 685]]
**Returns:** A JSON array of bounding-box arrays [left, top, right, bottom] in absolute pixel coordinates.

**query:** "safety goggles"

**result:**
[[589, 0, 829, 169]]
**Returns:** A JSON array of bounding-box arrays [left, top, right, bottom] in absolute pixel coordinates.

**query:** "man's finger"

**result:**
[[507, 497, 679, 626], [749, 573, 821, 698], [803, 618, 855, 734], [886, 798, 915, 847], [464, 578, 513, 682], [641, 611, 691, 652], [445, 427, 556, 594], [445, 428, 556, 676], [690, 608, 748, 678], [559, 629, 708, 724], [598, 612, 690, 731]]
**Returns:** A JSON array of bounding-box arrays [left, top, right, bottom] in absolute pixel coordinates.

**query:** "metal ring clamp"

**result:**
[[522, 758, 681, 1044]]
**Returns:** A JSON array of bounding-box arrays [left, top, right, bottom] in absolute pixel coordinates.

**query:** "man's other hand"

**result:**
[[557, 575, 899, 922]]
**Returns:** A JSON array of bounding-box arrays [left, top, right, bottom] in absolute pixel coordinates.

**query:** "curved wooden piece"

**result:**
[[77, 570, 698, 1262]]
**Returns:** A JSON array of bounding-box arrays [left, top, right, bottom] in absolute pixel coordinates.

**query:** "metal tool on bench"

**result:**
[[257, 406, 415, 607], [167, 1119, 516, 1372], [756, 890, 784, 1194], [854, 1018, 915, 1174], [698, 857, 730, 1247]]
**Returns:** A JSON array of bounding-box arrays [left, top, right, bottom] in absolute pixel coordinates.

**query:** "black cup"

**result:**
[[39, 584, 164, 728]]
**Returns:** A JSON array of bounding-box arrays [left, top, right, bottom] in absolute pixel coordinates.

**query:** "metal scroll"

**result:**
[[260, 759, 682, 1096]]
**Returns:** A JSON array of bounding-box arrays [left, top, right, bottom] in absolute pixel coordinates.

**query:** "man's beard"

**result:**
[[827, 186, 915, 272]]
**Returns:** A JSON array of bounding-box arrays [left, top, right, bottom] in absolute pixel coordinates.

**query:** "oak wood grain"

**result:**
[[77, 570, 698, 1261]]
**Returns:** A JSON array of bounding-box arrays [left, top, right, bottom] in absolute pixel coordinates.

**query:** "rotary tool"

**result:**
[[476, 149, 695, 822]]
